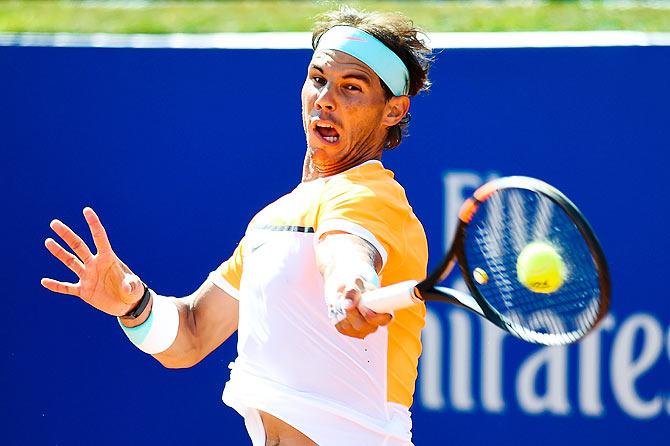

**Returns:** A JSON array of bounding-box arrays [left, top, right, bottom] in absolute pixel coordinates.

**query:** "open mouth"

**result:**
[[314, 122, 340, 144]]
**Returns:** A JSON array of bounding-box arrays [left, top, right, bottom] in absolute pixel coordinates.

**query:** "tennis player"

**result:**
[[41, 7, 432, 446]]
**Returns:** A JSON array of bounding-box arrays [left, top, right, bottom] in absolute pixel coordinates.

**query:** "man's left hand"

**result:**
[[330, 277, 392, 339]]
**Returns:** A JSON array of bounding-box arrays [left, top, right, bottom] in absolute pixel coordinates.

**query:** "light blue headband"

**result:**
[[315, 25, 410, 97]]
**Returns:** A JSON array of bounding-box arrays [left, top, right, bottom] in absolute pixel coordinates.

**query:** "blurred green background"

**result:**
[[1, 0, 669, 33]]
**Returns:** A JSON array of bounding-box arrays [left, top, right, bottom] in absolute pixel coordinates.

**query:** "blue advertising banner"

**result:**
[[3, 41, 669, 445]]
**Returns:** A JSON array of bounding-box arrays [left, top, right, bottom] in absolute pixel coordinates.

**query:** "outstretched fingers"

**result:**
[[44, 238, 85, 276], [40, 278, 79, 297], [83, 207, 113, 254], [50, 219, 93, 263]]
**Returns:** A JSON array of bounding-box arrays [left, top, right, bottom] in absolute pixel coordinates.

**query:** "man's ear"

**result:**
[[382, 96, 411, 127]]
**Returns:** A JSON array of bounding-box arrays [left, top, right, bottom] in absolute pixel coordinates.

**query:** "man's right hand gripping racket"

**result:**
[[363, 176, 610, 345]]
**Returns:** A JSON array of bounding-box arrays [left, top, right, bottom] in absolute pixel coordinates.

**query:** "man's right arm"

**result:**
[[124, 281, 239, 369], [41, 207, 239, 368]]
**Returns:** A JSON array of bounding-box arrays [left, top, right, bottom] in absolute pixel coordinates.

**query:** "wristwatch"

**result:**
[[119, 283, 151, 320]]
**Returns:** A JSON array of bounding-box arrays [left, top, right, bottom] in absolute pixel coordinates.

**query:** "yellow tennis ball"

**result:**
[[516, 241, 566, 293]]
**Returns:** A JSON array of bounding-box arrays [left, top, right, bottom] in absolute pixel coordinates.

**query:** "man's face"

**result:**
[[301, 49, 392, 172]]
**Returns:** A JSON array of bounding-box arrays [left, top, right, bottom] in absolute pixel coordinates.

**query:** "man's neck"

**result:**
[[301, 153, 382, 182]]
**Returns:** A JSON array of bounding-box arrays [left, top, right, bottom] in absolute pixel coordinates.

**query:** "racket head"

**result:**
[[426, 176, 611, 345]]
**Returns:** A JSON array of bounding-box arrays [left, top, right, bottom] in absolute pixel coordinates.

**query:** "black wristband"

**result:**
[[119, 283, 151, 320]]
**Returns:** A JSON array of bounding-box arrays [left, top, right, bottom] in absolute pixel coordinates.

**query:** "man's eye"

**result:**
[[312, 76, 325, 85], [345, 85, 361, 92]]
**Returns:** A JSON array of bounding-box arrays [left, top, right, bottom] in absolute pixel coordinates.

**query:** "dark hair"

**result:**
[[312, 6, 433, 149]]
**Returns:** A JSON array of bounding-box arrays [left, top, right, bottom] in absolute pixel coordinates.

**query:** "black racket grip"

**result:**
[[361, 280, 422, 313]]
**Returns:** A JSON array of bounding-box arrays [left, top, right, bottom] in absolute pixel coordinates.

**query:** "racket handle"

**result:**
[[361, 280, 422, 314]]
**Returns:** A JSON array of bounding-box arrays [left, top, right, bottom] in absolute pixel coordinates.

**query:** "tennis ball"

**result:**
[[516, 241, 566, 293]]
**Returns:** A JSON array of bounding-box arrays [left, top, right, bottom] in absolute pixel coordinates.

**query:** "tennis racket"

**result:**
[[362, 176, 611, 345]]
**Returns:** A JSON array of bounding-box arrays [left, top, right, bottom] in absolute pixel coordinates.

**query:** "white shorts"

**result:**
[[243, 408, 266, 446], [224, 369, 414, 446], [242, 406, 414, 446]]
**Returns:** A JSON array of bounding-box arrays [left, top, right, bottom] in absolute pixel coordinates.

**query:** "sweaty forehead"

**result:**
[[310, 49, 375, 77]]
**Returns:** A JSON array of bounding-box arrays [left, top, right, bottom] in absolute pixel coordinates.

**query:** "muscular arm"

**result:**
[[41, 207, 238, 369], [122, 281, 239, 369], [316, 232, 391, 338]]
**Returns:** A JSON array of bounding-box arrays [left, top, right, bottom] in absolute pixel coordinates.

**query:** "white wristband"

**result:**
[[118, 292, 180, 354]]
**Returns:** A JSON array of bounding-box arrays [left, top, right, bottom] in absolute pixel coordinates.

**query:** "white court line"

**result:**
[[1, 31, 670, 49]]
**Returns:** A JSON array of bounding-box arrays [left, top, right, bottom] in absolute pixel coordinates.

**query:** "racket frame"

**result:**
[[415, 176, 611, 344]]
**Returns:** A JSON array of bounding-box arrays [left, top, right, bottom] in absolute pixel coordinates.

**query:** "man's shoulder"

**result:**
[[325, 161, 407, 203]]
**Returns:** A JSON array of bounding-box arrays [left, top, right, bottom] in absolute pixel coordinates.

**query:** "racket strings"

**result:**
[[465, 189, 602, 344]]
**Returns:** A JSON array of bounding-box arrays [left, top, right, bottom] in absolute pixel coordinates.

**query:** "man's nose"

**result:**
[[315, 85, 336, 111]]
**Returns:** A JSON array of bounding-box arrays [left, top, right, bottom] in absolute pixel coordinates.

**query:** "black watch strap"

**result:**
[[119, 283, 151, 320]]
